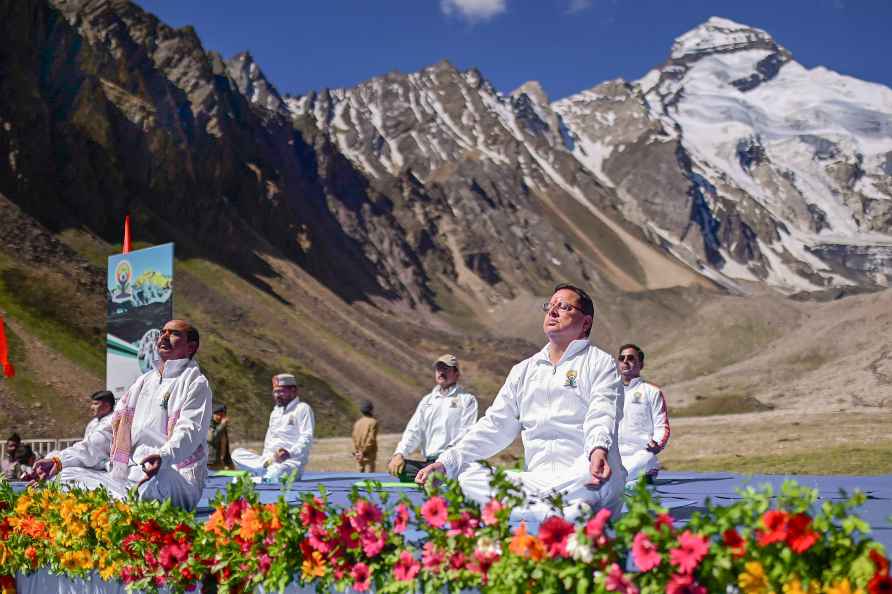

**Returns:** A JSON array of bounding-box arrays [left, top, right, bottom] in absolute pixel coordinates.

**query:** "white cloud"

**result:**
[[565, 0, 592, 14], [440, 0, 507, 23]]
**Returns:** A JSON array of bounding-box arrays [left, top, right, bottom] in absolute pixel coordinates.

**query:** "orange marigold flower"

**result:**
[[301, 550, 327, 579], [238, 506, 264, 541], [509, 521, 546, 561]]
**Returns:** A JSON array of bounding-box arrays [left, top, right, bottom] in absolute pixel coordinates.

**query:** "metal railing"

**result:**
[[0, 438, 81, 460]]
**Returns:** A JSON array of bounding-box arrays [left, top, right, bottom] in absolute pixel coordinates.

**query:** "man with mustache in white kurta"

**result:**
[[416, 284, 626, 519], [32, 320, 212, 511]]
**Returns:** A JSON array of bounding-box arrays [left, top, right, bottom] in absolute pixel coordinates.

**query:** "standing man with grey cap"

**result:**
[[232, 373, 315, 481], [387, 354, 478, 482]]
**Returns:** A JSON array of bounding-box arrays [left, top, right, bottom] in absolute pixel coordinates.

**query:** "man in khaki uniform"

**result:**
[[352, 400, 378, 472]]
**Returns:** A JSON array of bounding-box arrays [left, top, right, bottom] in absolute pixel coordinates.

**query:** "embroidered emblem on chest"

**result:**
[[630, 391, 642, 404], [449, 399, 458, 408], [160, 388, 172, 409], [564, 370, 578, 388]]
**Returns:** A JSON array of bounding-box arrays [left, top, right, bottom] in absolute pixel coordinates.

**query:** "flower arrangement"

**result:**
[[0, 472, 888, 594]]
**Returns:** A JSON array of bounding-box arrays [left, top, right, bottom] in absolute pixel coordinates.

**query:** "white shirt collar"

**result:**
[[536, 338, 591, 366], [434, 384, 459, 398], [154, 357, 193, 379]]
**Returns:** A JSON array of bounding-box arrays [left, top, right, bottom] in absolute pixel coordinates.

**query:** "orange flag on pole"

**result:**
[[0, 315, 14, 378], [123, 215, 132, 254]]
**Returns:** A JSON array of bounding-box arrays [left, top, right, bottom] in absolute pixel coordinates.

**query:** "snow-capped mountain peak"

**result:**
[[671, 17, 782, 60]]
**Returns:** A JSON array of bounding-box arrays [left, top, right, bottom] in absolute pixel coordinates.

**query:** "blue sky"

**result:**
[[134, 0, 891, 102]]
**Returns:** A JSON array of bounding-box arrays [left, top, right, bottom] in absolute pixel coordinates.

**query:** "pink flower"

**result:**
[[393, 503, 410, 534], [393, 550, 421, 582], [666, 573, 707, 594], [421, 496, 448, 528], [159, 542, 189, 571], [422, 541, 445, 573], [538, 516, 575, 558], [351, 562, 372, 592], [585, 508, 612, 547], [669, 531, 710, 574], [308, 525, 332, 553], [448, 511, 479, 538], [361, 527, 387, 558], [350, 499, 383, 532], [299, 497, 327, 527], [258, 553, 272, 574], [469, 548, 499, 583], [604, 562, 639, 594], [449, 551, 467, 570], [632, 531, 661, 572], [654, 513, 675, 532], [482, 500, 504, 526], [336, 513, 358, 551]]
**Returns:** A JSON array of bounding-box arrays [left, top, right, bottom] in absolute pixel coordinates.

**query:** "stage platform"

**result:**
[[194, 470, 892, 550]]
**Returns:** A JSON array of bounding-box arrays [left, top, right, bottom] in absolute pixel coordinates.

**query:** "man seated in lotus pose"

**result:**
[[33, 320, 213, 511], [388, 354, 478, 483], [416, 284, 626, 518], [616, 343, 669, 486], [43, 389, 117, 470], [232, 373, 315, 482]]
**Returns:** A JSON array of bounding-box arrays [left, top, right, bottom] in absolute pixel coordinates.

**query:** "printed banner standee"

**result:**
[[106, 243, 174, 398]]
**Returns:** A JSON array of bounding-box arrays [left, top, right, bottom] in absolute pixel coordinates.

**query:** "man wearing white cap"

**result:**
[[32, 320, 213, 511], [232, 373, 315, 482], [387, 354, 478, 482], [416, 284, 626, 519]]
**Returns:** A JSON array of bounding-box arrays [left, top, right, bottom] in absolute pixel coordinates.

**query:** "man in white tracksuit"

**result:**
[[387, 354, 478, 483], [33, 320, 213, 511], [417, 284, 626, 519], [617, 343, 670, 486], [232, 373, 315, 482], [44, 390, 117, 469]]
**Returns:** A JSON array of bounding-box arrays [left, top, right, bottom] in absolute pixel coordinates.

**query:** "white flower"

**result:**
[[475, 536, 501, 556], [566, 532, 593, 563]]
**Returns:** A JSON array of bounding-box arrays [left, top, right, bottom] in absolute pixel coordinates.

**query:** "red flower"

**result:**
[[336, 513, 359, 551], [785, 513, 820, 553], [360, 527, 387, 558], [632, 531, 661, 571], [869, 574, 892, 594], [393, 503, 410, 534], [469, 549, 499, 583], [223, 499, 248, 529], [722, 529, 746, 558], [393, 550, 420, 581], [421, 496, 448, 528], [538, 516, 575, 558], [655, 513, 675, 532], [482, 500, 504, 526], [350, 499, 383, 532], [448, 511, 479, 538], [351, 562, 372, 592], [299, 497, 327, 527], [586, 508, 612, 547], [422, 542, 446, 573], [871, 549, 890, 575], [449, 551, 467, 570], [159, 542, 190, 571], [308, 525, 332, 554], [756, 510, 789, 546], [666, 573, 707, 594], [669, 531, 709, 574]]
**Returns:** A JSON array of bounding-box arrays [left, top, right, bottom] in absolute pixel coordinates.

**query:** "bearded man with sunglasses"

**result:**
[[416, 283, 626, 519], [616, 344, 670, 486]]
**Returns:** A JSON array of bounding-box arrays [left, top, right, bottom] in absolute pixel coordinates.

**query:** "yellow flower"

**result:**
[[784, 579, 820, 594], [0, 542, 10, 566], [824, 579, 865, 594], [99, 563, 119, 582], [740, 561, 773, 594], [15, 494, 32, 516], [301, 550, 327, 579], [60, 550, 93, 572]]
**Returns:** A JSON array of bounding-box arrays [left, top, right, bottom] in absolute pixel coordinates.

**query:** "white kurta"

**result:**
[[437, 339, 626, 519], [46, 414, 113, 470], [58, 358, 212, 510], [394, 384, 478, 459], [618, 377, 670, 483], [232, 398, 315, 481]]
